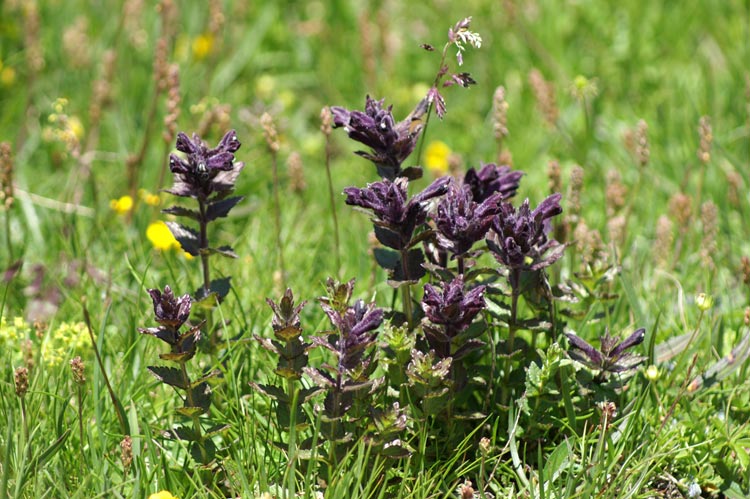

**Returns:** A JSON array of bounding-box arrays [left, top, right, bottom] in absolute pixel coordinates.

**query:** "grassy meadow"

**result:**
[[1, 1, 750, 498]]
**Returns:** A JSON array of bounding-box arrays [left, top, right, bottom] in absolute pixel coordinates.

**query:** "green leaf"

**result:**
[[191, 439, 216, 465], [188, 382, 212, 411], [165, 222, 200, 256], [210, 245, 238, 258], [206, 196, 244, 221], [163, 425, 198, 441], [205, 424, 231, 438], [147, 366, 188, 389], [373, 247, 399, 271], [162, 205, 200, 221]]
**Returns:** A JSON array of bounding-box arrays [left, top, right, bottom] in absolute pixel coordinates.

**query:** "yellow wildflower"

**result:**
[[0, 66, 15, 86], [68, 116, 85, 140], [192, 33, 214, 60], [424, 140, 452, 176], [149, 491, 180, 499], [146, 221, 181, 252], [110, 195, 134, 215], [138, 189, 161, 207]]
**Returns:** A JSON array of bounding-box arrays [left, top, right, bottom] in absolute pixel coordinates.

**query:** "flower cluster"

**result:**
[[433, 180, 502, 258], [139, 286, 201, 361], [167, 129, 243, 201], [331, 96, 428, 180], [421, 276, 486, 359], [345, 176, 450, 251], [487, 194, 565, 275]]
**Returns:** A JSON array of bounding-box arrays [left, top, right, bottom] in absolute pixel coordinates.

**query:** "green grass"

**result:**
[[1, 0, 750, 497]]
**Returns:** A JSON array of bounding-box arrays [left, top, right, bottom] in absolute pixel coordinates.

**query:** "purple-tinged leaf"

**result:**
[[165, 222, 200, 256]]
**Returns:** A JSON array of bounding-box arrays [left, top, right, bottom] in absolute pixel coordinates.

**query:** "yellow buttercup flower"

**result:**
[[147, 221, 181, 252], [138, 189, 161, 207], [149, 491, 180, 499], [192, 33, 214, 61], [424, 140, 452, 176], [110, 195, 134, 215]]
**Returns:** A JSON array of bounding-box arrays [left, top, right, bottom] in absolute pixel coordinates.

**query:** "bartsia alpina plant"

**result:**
[[464, 163, 523, 202], [421, 275, 486, 361], [345, 176, 450, 252], [163, 129, 244, 301], [487, 193, 565, 286], [331, 96, 428, 180], [433, 179, 502, 260], [565, 327, 646, 376], [305, 284, 384, 420], [140, 286, 227, 465]]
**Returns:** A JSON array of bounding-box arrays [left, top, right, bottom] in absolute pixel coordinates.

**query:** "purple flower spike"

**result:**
[[345, 176, 450, 250], [487, 194, 565, 272], [331, 96, 428, 179], [566, 328, 646, 375], [168, 129, 244, 200], [463, 163, 524, 202], [422, 276, 486, 333], [147, 285, 191, 330], [434, 180, 502, 257], [422, 276, 486, 359], [320, 299, 384, 371]]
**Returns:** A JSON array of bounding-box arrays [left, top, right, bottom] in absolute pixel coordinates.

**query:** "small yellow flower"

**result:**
[[110, 195, 134, 215], [0, 66, 15, 87], [192, 33, 214, 60], [149, 491, 180, 499], [146, 221, 181, 252], [138, 189, 161, 207], [53, 98, 69, 114], [424, 140, 451, 176], [68, 116, 85, 140]]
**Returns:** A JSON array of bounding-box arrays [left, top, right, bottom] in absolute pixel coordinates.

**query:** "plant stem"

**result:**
[[502, 271, 520, 406], [3, 210, 12, 261], [323, 132, 341, 275], [198, 199, 211, 296], [286, 377, 298, 499], [400, 249, 414, 329], [270, 148, 286, 287], [76, 385, 85, 464], [180, 361, 207, 465]]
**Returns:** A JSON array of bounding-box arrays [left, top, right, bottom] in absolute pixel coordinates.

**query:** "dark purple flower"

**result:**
[[146, 285, 191, 331], [139, 285, 202, 360], [422, 276, 486, 332], [463, 163, 524, 202], [320, 299, 384, 371], [433, 180, 502, 257], [487, 194, 565, 272], [331, 96, 428, 179], [167, 129, 244, 200], [566, 328, 646, 374], [345, 176, 450, 250]]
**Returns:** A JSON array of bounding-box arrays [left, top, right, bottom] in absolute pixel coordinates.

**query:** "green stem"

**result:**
[[180, 361, 207, 465], [4, 210, 12, 261], [198, 199, 211, 296], [286, 378, 298, 499], [400, 249, 414, 329], [502, 275, 520, 407], [270, 149, 286, 287], [324, 134, 341, 275], [77, 386, 85, 464]]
